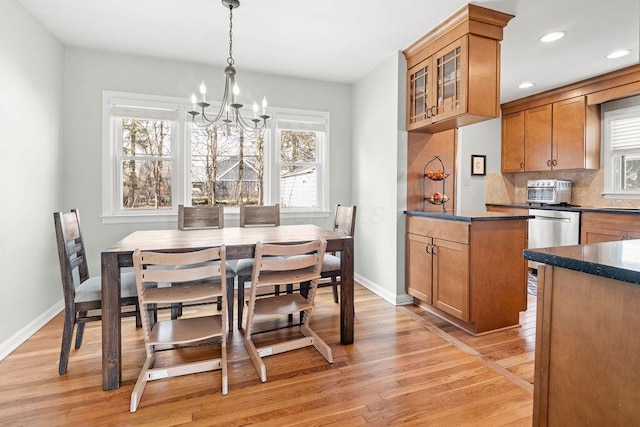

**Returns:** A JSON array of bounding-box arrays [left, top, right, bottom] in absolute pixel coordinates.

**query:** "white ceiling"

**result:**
[[17, 0, 640, 103]]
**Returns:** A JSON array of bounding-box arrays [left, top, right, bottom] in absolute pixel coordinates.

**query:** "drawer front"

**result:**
[[407, 216, 469, 244], [581, 212, 640, 233]]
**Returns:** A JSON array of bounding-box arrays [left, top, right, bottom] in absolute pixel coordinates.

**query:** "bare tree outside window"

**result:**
[[190, 126, 264, 206], [121, 119, 172, 210]]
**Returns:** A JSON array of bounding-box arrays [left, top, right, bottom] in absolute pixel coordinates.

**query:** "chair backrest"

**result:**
[[251, 239, 327, 288], [240, 204, 280, 227], [133, 246, 227, 338], [333, 204, 356, 237], [54, 209, 90, 307], [178, 205, 224, 230]]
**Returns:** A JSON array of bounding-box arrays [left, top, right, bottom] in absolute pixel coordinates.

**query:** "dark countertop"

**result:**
[[486, 203, 640, 215], [405, 210, 532, 222], [524, 240, 640, 285]]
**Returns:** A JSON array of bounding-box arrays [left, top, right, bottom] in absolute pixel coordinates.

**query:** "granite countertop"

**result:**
[[405, 210, 532, 222], [486, 203, 640, 215], [524, 240, 640, 285]]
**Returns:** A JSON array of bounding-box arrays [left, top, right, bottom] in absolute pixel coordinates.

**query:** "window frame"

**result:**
[[602, 95, 640, 198], [270, 110, 330, 212], [102, 92, 331, 223]]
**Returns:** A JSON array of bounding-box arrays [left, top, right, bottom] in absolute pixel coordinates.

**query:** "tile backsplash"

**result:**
[[486, 169, 640, 208]]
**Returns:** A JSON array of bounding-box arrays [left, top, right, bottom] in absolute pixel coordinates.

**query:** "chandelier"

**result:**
[[188, 0, 269, 133]]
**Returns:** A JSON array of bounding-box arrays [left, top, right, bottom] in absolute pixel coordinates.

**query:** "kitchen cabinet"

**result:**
[[526, 249, 640, 426], [501, 111, 525, 173], [407, 221, 469, 321], [406, 213, 528, 334], [581, 211, 640, 243], [524, 104, 553, 171], [404, 4, 513, 134], [501, 96, 600, 172]]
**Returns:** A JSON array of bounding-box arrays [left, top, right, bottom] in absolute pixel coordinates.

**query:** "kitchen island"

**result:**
[[524, 241, 640, 426], [405, 210, 531, 334]]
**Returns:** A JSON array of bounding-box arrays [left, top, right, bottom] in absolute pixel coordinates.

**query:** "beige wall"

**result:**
[[486, 168, 640, 208]]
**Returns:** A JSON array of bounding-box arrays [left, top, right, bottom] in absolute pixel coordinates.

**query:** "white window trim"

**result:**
[[602, 95, 640, 198], [102, 91, 188, 223], [102, 92, 331, 223], [268, 107, 331, 214]]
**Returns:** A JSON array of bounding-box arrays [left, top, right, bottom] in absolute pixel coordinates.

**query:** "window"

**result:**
[[603, 95, 640, 197], [189, 126, 265, 206], [103, 92, 330, 221], [274, 113, 329, 209]]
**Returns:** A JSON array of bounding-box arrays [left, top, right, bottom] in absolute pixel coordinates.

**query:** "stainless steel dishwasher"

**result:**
[[528, 208, 581, 269]]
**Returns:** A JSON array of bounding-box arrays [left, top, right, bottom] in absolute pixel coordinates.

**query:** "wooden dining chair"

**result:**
[[54, 209, 140, 375], [244, 239, 331, 382], [234, 204, 281, 330], [239, 203, 280, 227], [178, 204, 224, 229], [175, 204, 235, 323], [321, 204, 356, 303], [130, 246, 228, 412]]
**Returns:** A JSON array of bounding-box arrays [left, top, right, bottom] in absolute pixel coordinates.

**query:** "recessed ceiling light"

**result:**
[[540, 31, 566, 43], [606, 50, 630, 59], [519, 81, 535, 89]]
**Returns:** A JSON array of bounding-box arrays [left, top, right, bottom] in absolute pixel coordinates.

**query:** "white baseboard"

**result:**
[[355, 274, 413, 306], [0, 300, 64, 362]]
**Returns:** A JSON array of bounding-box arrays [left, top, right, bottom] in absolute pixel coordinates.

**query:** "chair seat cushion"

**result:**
[[174, 261, 236, 278], [75, 271, 137, 303], [235, 257, 284, 277], [322, 253, 341, 273]]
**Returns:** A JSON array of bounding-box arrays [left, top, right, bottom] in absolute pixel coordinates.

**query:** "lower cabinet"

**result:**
[[407, 232, 469, 321], [406, 215, 527, 334], [581, 212, 640, 243]]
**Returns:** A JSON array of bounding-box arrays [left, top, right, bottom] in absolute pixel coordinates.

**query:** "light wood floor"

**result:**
[[0, 284, 536, 426]]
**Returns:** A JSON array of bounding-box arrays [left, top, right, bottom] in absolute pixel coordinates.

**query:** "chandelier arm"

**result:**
[[234, 108, 267, 131], [200, 82, 231, 125]]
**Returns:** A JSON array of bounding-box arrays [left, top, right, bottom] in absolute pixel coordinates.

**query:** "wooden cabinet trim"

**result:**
[[502, 64, 640, 116], [403, 4, 513, 66]]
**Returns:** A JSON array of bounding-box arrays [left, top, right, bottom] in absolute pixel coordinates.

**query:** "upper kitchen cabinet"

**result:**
[[403, 4, 514, 134], [498, 65, 640, 173], [501, 96, 600, 172]]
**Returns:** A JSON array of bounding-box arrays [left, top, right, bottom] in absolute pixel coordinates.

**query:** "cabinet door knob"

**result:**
[[547, 159, 551, 167], [552, 159, 557, 166], [431, 244, 437, 256], [425, 243, 431, 254], [431, 106, 437, 117], [520, 162, 524, 170], [426, 107, 432, 119]]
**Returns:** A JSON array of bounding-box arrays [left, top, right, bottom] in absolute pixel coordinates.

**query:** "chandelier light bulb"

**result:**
[[262, 96, 268, 115], [233, 82, 240, 97], [253, 102, 259, 118], [190, 92, 197, 108]]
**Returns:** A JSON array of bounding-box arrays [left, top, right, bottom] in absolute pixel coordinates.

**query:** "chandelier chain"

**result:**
[[227, 6, 234, 66]]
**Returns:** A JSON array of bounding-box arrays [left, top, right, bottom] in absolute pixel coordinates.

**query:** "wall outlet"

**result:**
[[463, 177, 471, 186]]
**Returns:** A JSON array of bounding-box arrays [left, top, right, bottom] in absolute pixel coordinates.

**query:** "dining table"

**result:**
[[100, 224, 354, 390]]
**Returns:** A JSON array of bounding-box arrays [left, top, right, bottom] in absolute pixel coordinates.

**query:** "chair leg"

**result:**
[[226, 277, 235, 332], [59, 310, 75, 375], [237, 276, 247, 331], [130, 354, 154, 413], [331, 277, 339, 304], [171, 303, 182, 320], [74, 312, 86, 349], [135, 303, 142, 328]]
